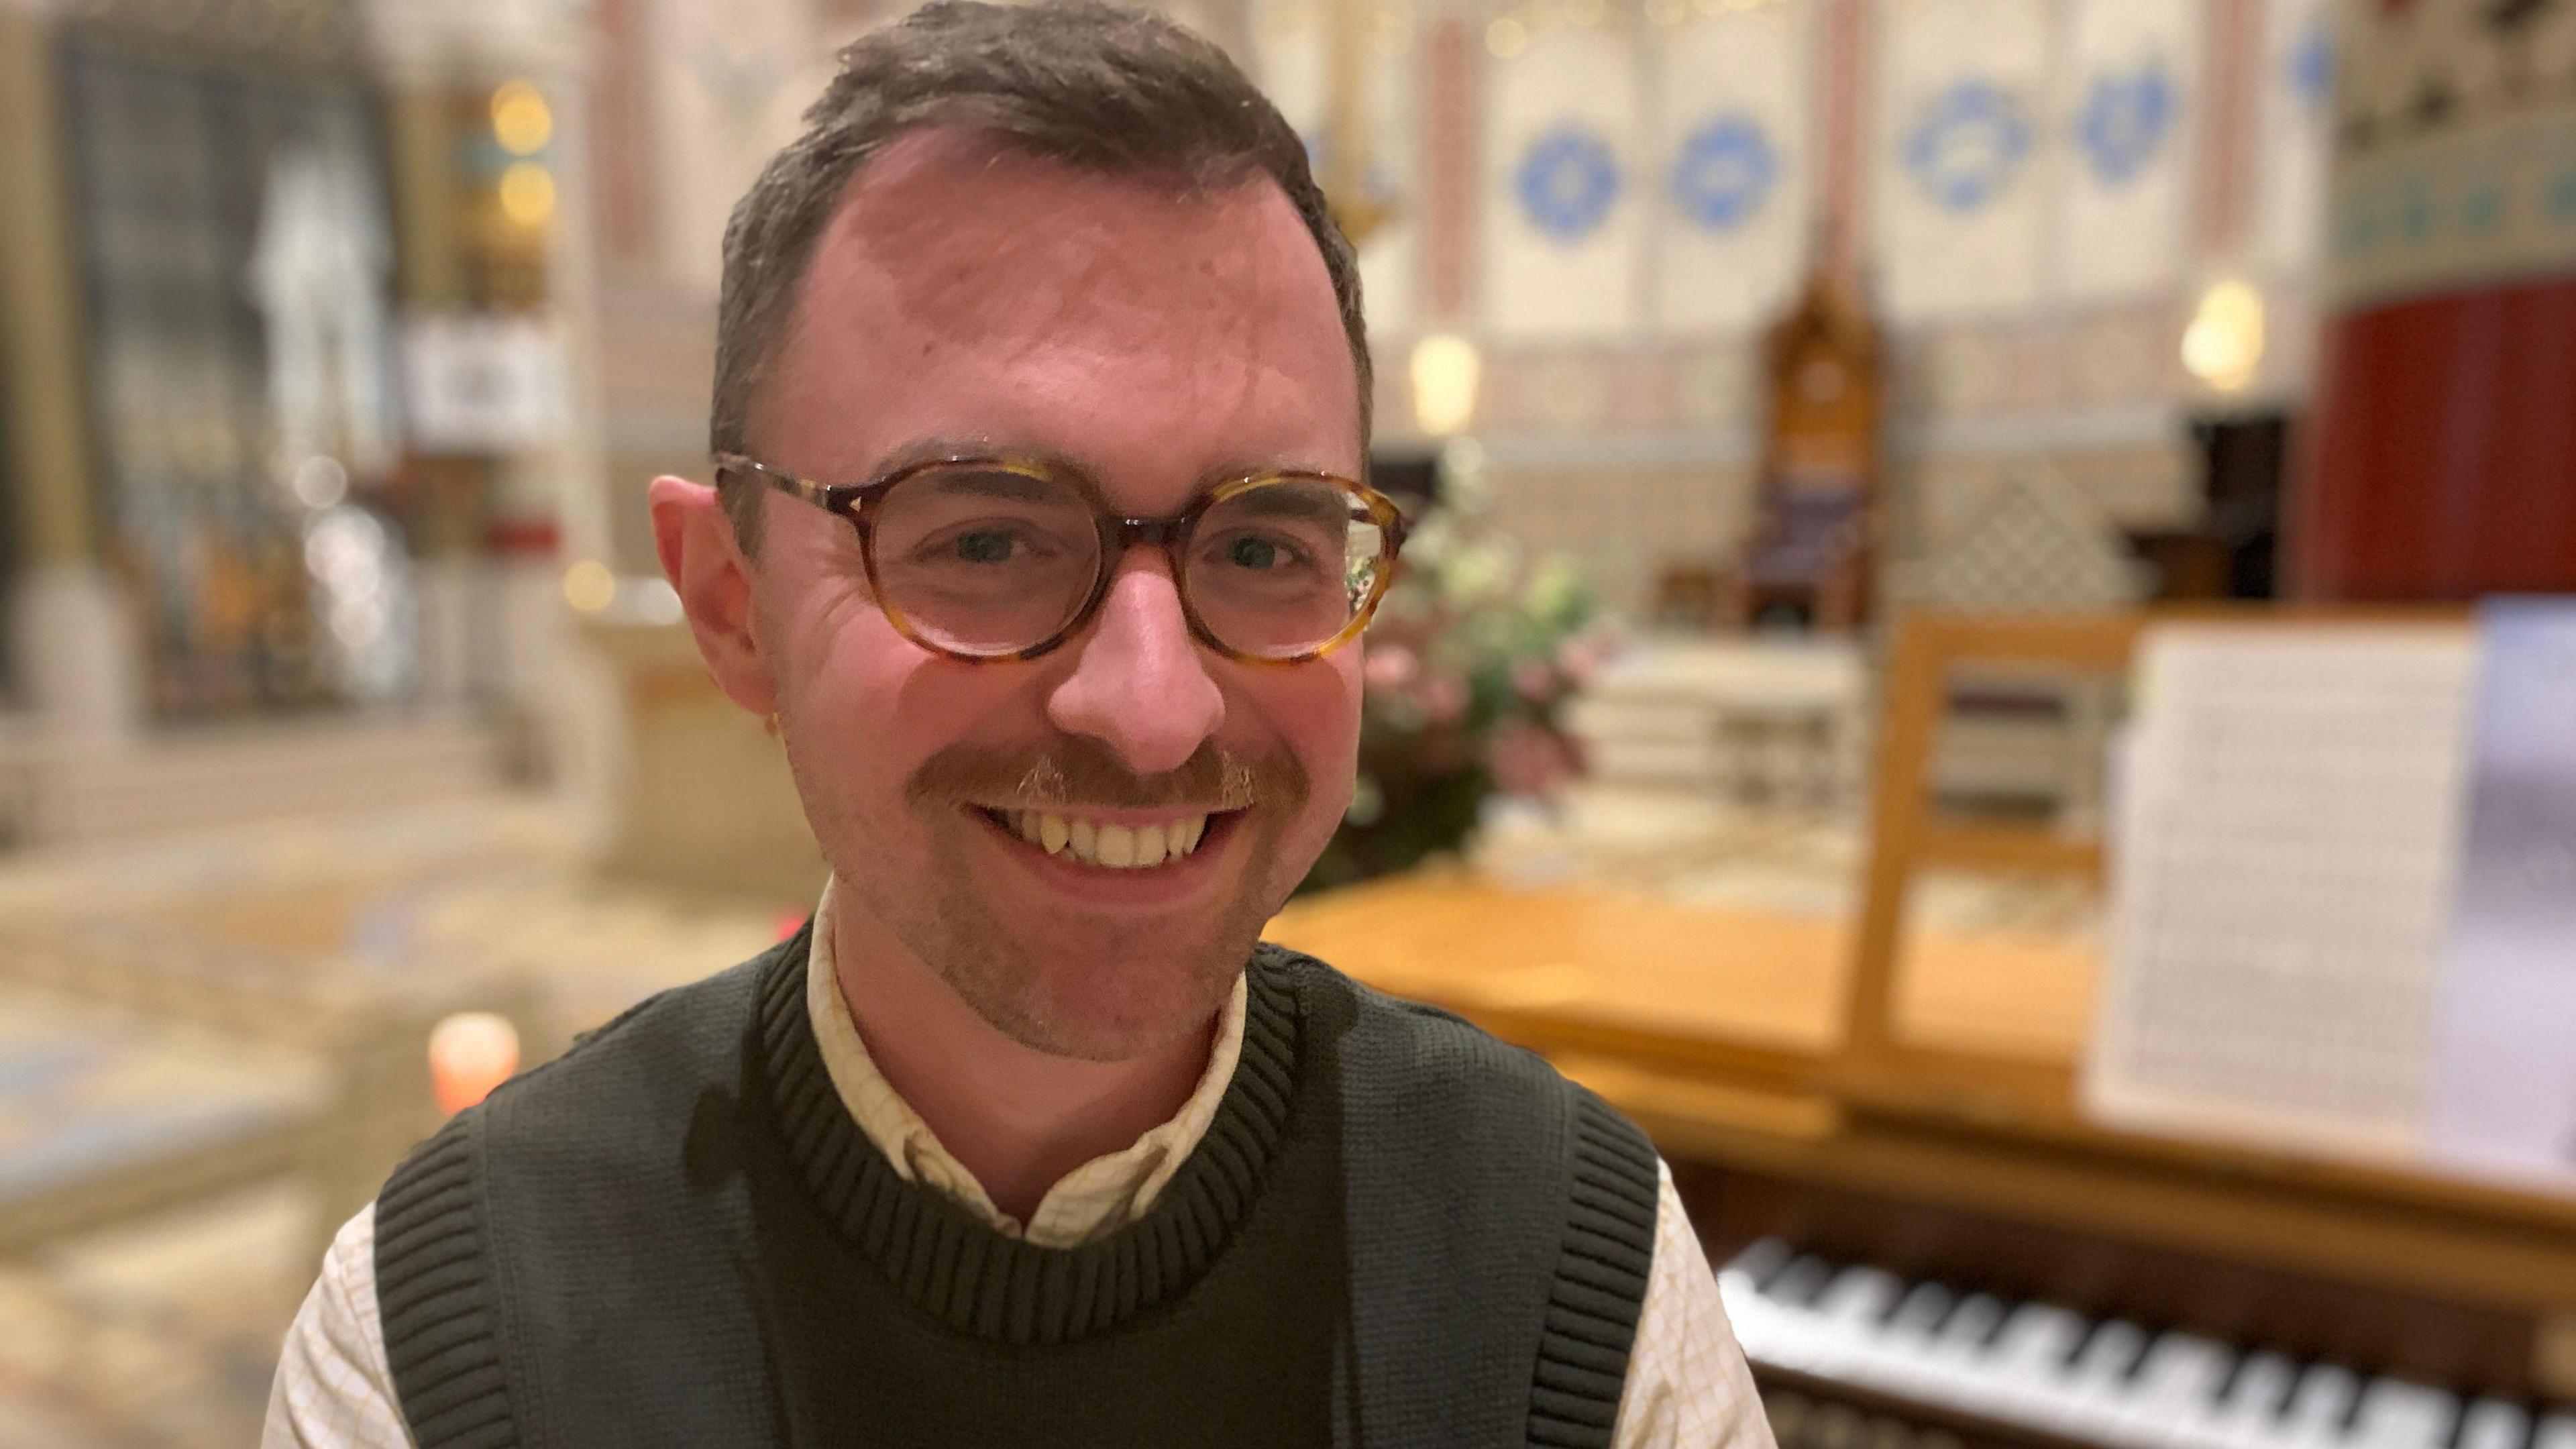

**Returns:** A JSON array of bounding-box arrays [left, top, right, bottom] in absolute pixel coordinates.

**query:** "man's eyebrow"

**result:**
[[1228, 480, 1352, 519], [867, 435, 1010, 476], [867, 437, 1356, 494]]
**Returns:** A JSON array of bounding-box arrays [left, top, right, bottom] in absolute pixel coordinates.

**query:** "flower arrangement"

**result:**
[[1299, 439, 1617, 894]]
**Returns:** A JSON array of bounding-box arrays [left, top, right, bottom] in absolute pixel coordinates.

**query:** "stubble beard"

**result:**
[[802, 734, 1311, 1063], [881, 821, 1279, 1061]]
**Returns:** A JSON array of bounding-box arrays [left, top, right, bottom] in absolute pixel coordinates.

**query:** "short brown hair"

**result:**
[[710, 0, 1371, 548]]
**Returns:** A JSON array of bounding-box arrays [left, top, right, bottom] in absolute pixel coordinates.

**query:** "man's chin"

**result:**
[[954, 926, 1253, 1063]]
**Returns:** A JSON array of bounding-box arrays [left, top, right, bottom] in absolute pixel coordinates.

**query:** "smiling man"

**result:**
[[266, 4, 1768, 1446]]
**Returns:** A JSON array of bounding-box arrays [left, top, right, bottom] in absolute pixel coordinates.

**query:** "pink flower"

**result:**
[[1488, 718, 1575, 799], [1511, 656, 1557, 706], [1364, 643, 1419, 694], [1417, 671, 1470, 726], [1556, 629, 1614, 688]]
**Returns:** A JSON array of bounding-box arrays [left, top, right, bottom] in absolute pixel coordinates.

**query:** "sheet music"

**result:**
[[2086, 625, 2478, 1160]]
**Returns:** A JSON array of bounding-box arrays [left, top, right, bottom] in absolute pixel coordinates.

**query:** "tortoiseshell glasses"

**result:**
[[714, 453, 1408, 665]]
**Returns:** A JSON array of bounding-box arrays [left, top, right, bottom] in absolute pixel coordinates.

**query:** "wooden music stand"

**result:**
[[1835, 605, 2473, 1128]]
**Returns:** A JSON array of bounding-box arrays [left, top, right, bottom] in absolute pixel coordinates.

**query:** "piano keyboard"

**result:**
[[1722, 1238, 2576, 1449]]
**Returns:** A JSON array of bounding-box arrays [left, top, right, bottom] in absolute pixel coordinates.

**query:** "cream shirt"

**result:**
[[266, 888, 1773, 1447]]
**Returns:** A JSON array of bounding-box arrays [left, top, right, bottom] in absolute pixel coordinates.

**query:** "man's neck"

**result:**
[[826, 896, 1218, 1225]]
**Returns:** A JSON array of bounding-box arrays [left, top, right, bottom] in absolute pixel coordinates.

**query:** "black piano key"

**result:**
[[1767, 1254, 1837, 1308], [1722, 1236, 1796, 1291]]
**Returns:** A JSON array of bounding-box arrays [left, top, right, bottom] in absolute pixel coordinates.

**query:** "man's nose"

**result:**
[[1044, 559, 1224, 776]]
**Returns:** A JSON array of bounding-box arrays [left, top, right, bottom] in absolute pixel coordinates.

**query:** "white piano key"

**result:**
[[2198, 1350, 2300, 1449], [2112, 1333, 2237, 1446], [2347, 1378, 2460, 1449], [1905, 1295, 2043, 1419], [1801, 1265, 1907, 1379], [2455, 1399, 2531, 1449], [1864, 1282, 1961, 1397], [1986, 1302, 2094, 1383], [2533, 1413, 2576, 1449], [1719, 1285, 1805, 1368], [1813, 1265, 1906, 1323], [2278, 1363, 2363, 1448], [2069, 1320, 2153, 1394], [1764, 1254, 1835, 1307], [1931, 1293, 2008, 1359], [2019, 1318, 2151, 1440]]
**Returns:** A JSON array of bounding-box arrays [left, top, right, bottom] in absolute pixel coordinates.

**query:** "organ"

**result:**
[[1266, 609, 2576, 1449]]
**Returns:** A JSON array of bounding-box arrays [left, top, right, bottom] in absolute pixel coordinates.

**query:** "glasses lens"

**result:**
[[1186, 478, 1388, 660], [869, 465, 1101, 655]]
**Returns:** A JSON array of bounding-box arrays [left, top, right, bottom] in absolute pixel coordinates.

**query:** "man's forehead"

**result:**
[[802, 128, 1313, 340], [757, 125, 1359, 484]]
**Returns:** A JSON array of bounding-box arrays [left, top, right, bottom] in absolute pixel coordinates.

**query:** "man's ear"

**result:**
[[647, 475, 778, 716]]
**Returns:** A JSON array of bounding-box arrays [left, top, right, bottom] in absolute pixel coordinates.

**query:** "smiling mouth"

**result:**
[[974, 807, 1238, 870]]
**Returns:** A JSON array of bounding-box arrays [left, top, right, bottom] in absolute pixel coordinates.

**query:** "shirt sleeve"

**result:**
[[264, 1201, 416, 1449], [1611, 1157, 1778, 1448]]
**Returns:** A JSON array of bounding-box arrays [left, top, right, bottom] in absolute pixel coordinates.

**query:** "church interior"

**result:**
[[1, 0, 2573, 1442]]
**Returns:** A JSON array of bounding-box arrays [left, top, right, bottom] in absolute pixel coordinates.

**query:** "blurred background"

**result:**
[[0, 0, 2572, 1444]]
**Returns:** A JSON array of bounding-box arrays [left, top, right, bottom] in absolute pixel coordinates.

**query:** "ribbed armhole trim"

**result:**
[[1526, 1090, 1659, 1449], [376, 1115, 519, 1449], [755, 938, 1305, 1347]]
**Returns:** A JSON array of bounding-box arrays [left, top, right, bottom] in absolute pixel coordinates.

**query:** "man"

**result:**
[[267, 3, 1770, 1444]]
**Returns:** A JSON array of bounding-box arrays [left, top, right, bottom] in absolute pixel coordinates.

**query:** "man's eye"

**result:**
[[954, 530, 1017, 564], [1220, 533, 1318, 572]]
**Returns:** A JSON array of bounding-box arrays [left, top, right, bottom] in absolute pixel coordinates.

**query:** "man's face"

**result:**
[[738, 131, 1364, 1061]]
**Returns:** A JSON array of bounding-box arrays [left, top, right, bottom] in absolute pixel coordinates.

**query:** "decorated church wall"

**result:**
[[572, 0, 2341, 612]]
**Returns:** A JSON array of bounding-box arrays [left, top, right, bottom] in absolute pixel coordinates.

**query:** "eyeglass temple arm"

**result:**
[[714, 453, 839, 509]]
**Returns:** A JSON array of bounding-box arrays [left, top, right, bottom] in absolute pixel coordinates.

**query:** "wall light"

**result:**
[[1411, 333, 1483, 437], [562, 559, 616, 613], [490, 80, 553, 156], [498, 162, 557, 228], [2182, 279, 2265, 393]]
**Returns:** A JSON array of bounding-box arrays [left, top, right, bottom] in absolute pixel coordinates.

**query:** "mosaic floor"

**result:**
[[0, 796, 792, 1448]]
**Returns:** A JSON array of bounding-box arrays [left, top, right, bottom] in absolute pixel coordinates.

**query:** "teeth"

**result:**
[[1011, 810, 1212, 869]]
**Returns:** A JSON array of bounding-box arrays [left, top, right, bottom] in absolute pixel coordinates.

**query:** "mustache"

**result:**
[[908, 736, 1304, 814]]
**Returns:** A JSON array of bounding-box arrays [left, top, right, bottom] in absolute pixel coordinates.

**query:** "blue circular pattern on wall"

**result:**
[[1670, 115, 1778, 232], [1515, 124, 1622, 242], [2077, 62, 2176, 187], [1903, 79, 2031, 214]]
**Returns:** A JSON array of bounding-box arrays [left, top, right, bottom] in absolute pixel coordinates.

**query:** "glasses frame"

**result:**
[[714, 451, 1409, 665]]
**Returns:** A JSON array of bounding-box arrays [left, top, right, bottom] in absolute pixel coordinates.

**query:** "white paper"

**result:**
[[2086, 626, 2479, 1161]]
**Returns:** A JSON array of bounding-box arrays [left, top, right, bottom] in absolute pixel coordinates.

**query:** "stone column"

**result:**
[[366, 0, 615, 805], [0, 0, 144, 745], [2290, 0, 2576, 598]]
